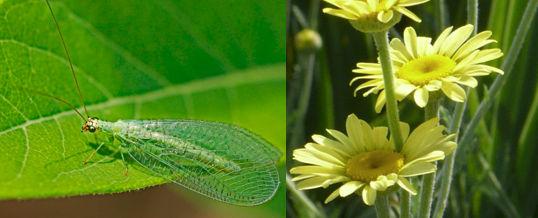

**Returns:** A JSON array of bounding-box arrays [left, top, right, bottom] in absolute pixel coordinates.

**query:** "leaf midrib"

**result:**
[[0, 63, 284, 136]]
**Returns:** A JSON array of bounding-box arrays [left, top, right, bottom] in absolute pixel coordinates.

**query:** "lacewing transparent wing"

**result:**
[[95, 119, 280, 206]]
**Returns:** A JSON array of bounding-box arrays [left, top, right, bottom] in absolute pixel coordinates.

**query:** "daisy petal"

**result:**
[[325, 188, 341, 204], [399, 0, 430, 7], [390, 38, 414, 60], [402, 118, 440, 155], [455, 76, 478, 88], [298, 176, 349, 190], [395, 6, 421, 22], [469, 49, 504, 65], [339, 181, 365, 197], [291, 174, 315, 182], [399, 162, 437, 177], [346, 114, 368, 152], [325, 129, 353, 148], [377, 10, 394, 23], [373, 126, 390, 149], [417, 37, 433, 57], [397, 177, 417, 195], [290, 165, 345, 176], [404, 27, 419, 58], [352, 68, 383, 74], [432, 26, 454, 54], [441, 82, 466, 102], [438, 140, 457, 155], [478, 64, 504, 75], [295, 177, 329, 190], [322, 8, 357, 20], [375, 90, 387, 113], [305, 143, 346, 164], [312, 134, 354, 155], [362, 186, 377, 205], [367, 0, 378, 11], [395, 83, 416, 100], [369, 175, 397, 191], [413, 87, 429, 107], [403, 150, 445, 167], [342, 1, 370, 15], [440, 24, 474, 58], [357, 62, 383, 69], [425, 80, 442, 91], [385, 0, 398, 8], [453, 50, 480, 72], [354, 80, 384, 97], [293, 148, 343, 167], [452, 30, 495, 61]]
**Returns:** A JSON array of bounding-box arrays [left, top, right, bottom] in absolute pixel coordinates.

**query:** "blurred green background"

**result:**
[[287, 0, 537, 217], [0, 0, 285, 217]]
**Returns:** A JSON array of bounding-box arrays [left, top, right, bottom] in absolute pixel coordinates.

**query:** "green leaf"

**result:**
[[0, 0, 284, 214]]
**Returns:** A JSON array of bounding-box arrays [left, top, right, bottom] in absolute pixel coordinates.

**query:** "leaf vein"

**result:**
[[0, 64, 283, 136], [16, 127, 30, 179], [53, 116, 66, 159], [0, 94, 29, 121], [51, 156, 113, 182]]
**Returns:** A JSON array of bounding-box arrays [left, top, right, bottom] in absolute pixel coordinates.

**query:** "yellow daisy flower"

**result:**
[[290, 114, 456, 205], [351, 25, 504, 112], [322, 0, 429, 32]]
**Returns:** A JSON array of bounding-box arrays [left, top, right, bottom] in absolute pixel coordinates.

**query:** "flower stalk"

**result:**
[[433, 1, 478, 216], [400, 190, 411, 218], [371, 30, 404, 152], [375, 194, 391, 218], [418, 99, 439, 218], [432, 97, 466, 218]]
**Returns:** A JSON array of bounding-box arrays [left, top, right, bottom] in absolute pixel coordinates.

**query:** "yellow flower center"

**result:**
[[345, 150, 404, 182], [396, 55, 456, 86]]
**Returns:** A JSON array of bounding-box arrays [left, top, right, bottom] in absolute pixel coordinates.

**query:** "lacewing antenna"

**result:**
[[45, 0, 89, 118], [18, 87, 86, 120]]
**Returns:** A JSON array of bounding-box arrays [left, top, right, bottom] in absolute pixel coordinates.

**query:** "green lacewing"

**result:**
[[25, 0, 281, 206]]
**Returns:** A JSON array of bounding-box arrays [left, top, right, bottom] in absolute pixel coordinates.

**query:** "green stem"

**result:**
[[432, 98, 466, 218], [290, 54, 316, 148], [466, 0, 478, 32], [286, 173, 326, 218], [401, 190, 411, 218], [418, 100, 439, 218], [375, 194, 391, 218], [419, 173, 436, 218], [434, 0, 449, 32], [308, 0, 320, 30], [371, 31, 404, 152], [432, 1, 479, 216], [424, 99, 439, 120]]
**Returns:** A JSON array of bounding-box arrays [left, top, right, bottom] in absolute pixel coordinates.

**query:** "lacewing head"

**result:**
[[82, 117, 100, 133]]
